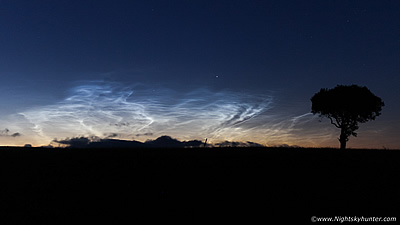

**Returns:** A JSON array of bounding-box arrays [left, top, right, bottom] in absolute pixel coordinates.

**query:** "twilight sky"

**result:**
[[1, 0, 399, 148]]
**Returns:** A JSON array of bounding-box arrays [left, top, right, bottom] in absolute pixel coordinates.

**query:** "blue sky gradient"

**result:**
[[1, 0, 399, 148]]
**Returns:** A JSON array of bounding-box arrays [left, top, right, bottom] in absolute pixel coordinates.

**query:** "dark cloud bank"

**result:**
[[52, 136, 265, 148], [0, 128, 21, 138]]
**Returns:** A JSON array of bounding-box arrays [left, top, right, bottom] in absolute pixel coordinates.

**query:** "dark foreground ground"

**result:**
[[0, 147, 399, 224]]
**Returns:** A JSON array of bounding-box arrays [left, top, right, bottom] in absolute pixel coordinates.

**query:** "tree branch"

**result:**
[[328, 117, 340, 128]]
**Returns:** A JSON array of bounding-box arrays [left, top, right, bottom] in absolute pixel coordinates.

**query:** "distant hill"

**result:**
[[87, 138, 145, 148], [52, 135, 203, 148]]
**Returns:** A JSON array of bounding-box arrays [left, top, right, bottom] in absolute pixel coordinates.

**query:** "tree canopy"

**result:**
[[311, 85, 384, 149]]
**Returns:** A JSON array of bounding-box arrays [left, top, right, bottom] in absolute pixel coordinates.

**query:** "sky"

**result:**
[[0, 0, 399, 148]]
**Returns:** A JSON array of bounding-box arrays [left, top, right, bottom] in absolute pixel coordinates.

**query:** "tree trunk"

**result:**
[[339, 128, 347, 150], [339, 137, 346, 149]]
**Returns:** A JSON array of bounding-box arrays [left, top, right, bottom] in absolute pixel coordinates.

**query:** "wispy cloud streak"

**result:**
[[8, 81, 357, 147], [18, 81, 274, 144]]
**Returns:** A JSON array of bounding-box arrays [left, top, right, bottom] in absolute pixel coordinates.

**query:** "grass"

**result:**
[[0, 147, 399, 224]]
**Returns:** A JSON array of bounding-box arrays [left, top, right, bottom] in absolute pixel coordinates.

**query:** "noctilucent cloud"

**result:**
[[1, 1, 399, 148]]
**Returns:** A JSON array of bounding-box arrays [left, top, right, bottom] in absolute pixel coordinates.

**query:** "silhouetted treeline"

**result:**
[[51, 135, 266, 148], [53, 135, 203, 148]]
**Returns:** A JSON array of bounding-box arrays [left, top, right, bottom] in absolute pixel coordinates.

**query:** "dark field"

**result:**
[[1, 147, 399, 224]]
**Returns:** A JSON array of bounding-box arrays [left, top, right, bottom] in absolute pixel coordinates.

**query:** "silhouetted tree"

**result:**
[[311, 85, 384, 149]]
